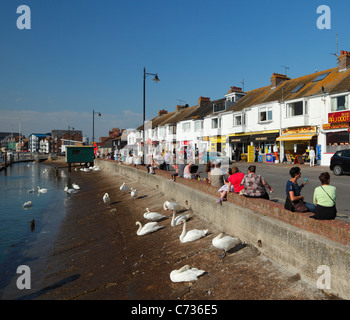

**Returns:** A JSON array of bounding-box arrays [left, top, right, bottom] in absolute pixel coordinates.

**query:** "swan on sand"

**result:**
[[171, 211, 190, 227], [170, 265, 205, 282], [179, 218, 208, 243], [135, 221, 164, 236], [212, 233, 241, 258], [143, 208, 166, 221]]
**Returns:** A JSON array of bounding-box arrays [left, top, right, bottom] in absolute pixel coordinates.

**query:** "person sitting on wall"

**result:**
[[217, 166, 245, 203], [183, 162, 192, 179], [284, 166, 316, 213], [311, 172, 336, 220], [240, 165, 273, 200]]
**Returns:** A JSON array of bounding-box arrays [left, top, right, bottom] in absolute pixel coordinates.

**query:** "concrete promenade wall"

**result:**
[[96, 159, 350, 299]]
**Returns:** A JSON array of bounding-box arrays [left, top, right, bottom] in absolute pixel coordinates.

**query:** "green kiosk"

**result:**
[[65, 146, 95, 171]]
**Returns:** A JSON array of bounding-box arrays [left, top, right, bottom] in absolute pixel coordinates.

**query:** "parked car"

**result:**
[[330, 149, 350, 175]]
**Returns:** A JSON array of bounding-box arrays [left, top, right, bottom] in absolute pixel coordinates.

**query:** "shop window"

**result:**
[[286, 101, 307, 117], [326, 131, 350, 153], [331, 95, 349, 111], [259, 107, 272, 122]]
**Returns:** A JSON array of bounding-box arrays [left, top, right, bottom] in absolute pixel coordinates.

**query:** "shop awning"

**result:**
[[276, 134, 316, 141]]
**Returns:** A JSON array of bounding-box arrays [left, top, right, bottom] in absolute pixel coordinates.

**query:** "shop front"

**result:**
[[210, 135, 227, 154], [321, 110, 350, 165], [276, 126, 317, 163]]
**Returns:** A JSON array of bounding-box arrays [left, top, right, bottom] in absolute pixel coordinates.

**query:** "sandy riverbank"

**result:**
[[27, 158, 335, 301]]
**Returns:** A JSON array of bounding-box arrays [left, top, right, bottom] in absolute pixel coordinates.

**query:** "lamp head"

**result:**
[[152, 74, 160, 82]]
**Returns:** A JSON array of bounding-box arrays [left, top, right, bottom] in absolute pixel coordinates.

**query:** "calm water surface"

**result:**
[[0, 161, 70, 299]]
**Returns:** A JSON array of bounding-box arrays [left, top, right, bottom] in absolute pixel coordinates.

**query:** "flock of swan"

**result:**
[[113, 181, 242, 283]]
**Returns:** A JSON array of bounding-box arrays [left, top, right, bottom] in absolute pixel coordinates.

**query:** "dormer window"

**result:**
[[213, 102, 225, 113]]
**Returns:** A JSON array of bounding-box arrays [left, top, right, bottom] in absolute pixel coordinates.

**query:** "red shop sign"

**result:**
[[328, 110, 350, 123]]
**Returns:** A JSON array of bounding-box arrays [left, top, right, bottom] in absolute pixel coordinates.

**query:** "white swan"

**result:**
[[23, 201, 33, 208], [170, 265, 205, 283], [163, 201, 180, 214], [37, 186, 48, 193], [212, 233, 241, 258], [64, 186, 76, 195], [143, 208, 166, 221], [131, 188, 138, 199], [135, 221, 164, 236], [103, 193, 111, 204], [171, 211, 190, 227], [179, 219, 208, 243], [72, 183, 80, 190], [120, 182, 130, 193]]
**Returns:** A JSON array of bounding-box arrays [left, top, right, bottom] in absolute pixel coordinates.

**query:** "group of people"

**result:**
[[212, 163, 337, 220]]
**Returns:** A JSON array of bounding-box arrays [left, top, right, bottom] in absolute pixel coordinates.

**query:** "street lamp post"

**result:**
[[92, 109, 102, 143], [143, 67, 160, 165]]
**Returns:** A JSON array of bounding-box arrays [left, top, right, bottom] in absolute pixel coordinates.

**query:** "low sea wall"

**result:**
[[96, 159, 350, 300]]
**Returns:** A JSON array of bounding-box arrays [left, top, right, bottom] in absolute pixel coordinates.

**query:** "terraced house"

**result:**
[[128, 50, 350, 166]]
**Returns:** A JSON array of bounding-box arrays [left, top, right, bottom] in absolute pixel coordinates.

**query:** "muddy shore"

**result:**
[[29, 158, 334, 301]]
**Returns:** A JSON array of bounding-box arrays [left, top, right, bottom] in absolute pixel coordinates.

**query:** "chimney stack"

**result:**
[[176, 105, 189, 112], [158, 109, 168, 116], [271, 73, 290, 88], [339, 50, 350, 70], [228, 86, 243, 93], [198, 96, 211, 107]]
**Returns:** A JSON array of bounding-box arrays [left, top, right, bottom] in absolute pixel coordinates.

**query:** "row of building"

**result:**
[[127, 50, 350, 166], [0, 128, 128, 155]]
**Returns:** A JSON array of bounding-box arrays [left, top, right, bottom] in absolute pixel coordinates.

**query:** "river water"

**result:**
[[0, 161, 70, 299]]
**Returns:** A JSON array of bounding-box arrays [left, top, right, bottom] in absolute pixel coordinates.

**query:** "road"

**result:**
[[179, 161, 350, 223]]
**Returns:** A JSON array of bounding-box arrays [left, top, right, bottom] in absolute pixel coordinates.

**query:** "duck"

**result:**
[[212, 233, 241, 258], [170, 265, 205, 283], [135, 221, 164, 236], [171, 211, 190, 227], [103, 193, 111, 204], [131, 188, 138, 199], [163, 200, 180, 214], [27, 188, 35, 193], [179, 218, 208, 243], [143, 208, 166, 221], [23, 201, 33, 208], [37, 186, 48, 193], [72, 183, 80, 190]]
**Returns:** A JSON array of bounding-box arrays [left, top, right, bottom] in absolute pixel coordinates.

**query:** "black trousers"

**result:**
[[310, 204, 336, 220]]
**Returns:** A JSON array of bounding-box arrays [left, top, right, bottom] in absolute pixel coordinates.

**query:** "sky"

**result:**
[[0, 0, 349, 142]]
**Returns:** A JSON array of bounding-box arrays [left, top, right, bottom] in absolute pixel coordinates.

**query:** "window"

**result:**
[[313, 72, 330, 82], [213, 103, 225, 113], [233, 114, 245, 126], [259, 107, 272, 122], [168, 125, 176, 134], [331, 95, 349, 111], [182, 122, 191, 132], [291, 84, 305, 93], [194, 121, 203, 131], [286, 101, 307, 117], [211, 118, 221, 129]]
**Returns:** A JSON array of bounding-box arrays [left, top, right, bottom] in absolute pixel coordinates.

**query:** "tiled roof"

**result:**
[[228, 66, 350, 113]]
